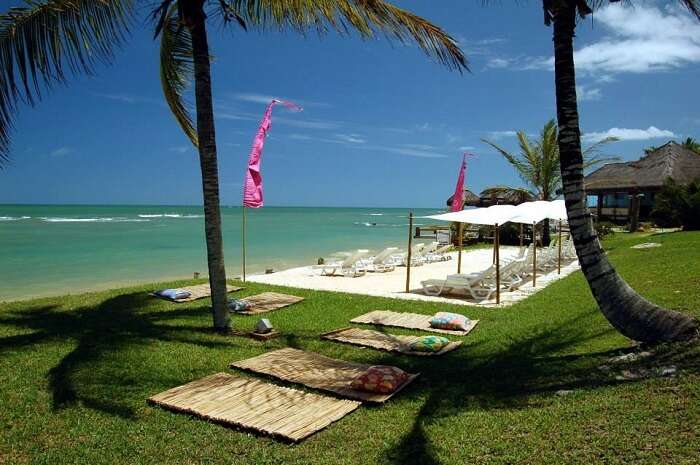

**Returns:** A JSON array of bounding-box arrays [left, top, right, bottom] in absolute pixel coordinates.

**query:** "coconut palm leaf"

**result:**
[[159, 3, 197, 147], [227, 0, 466, 71], [0, 0, 135, 167]]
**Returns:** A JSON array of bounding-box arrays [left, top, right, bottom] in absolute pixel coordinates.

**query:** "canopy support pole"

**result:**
[[519, 223, 523, 248], [457, 222, 463, 273], [532, 221, 537, 287], [558, 220, 562, 274], [405, 212, 413, 293], [492, 226, 497, 264], [242, 206, 247, 283], [495, 223, 500, 304]]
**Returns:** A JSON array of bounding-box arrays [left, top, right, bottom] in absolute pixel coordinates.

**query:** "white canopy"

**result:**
[[425, 199, 568, 225]]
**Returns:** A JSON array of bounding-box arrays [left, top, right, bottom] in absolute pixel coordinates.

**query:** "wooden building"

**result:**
[[584, 141, 700, 227]]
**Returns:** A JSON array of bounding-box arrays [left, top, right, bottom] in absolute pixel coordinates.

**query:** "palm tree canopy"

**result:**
[[481, 118, 618, 201], [0, 0, 467, 166]]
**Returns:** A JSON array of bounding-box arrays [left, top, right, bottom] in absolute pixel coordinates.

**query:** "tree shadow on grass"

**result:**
[[374, 309, 666, 465], [0, 293, 241, 419]]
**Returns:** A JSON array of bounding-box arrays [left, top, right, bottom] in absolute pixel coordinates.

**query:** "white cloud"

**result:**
[[526, 4, 700, 74], [232, 92, 329, 108], [459, 145, 475, 151], [485, 57, 512, 69], [487, 130, 517, 138], [334, 133, 366, 144], [50, 147, 73, 157], [577, 85, 602, 101], [168, 146, 191, 153], [582, 126, 675, 143]]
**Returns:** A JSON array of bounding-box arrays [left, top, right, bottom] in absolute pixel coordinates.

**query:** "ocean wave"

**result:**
[[40, 217, 150, 223], [0, 216, 30, 221], [138, 214, 203, 219], [367, 213, 384, 216]]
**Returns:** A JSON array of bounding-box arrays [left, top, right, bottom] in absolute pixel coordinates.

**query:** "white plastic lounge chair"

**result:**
[[313, 249, 369, 277], [362, 247, 399, 273], [425, 244, 452, 263], [392, 243, 426, 267], [421, 265, 499, 301]]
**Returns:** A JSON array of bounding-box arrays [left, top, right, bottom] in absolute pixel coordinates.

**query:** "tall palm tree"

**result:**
[[545, 0, 698, 342], [0, 0, 466, 331], [482, 118, 617, 243]]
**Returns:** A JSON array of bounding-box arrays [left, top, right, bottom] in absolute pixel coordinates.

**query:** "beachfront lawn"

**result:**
[[1, 232, 698, 465]]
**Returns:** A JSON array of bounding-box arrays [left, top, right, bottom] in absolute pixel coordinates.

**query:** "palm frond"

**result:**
[[0, 0, 135, 167], [226, 0, 466, 71], [159, 4, 197, 147]]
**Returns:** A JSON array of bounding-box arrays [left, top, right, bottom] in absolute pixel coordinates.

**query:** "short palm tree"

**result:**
[[545, 0, 699, 342], [0, 0, 466, 331], [482, 119, 617, 243], [482, 119, 617, 204], [682, 137, 700, 154]]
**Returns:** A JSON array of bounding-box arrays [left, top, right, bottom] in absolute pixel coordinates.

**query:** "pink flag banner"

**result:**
[[450, 152, 476, 212], [243, 99, 302, 208], [450, 154, 467, 212]]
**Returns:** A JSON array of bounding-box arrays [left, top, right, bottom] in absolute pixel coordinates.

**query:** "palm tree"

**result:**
[[682, 137, 700, 154], [0, 0, 466, 331], [482, 119, 617, 243], [545, 1, 699, 342]]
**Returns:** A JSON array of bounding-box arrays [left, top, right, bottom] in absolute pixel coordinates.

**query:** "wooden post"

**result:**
[[242, 206, 247, 283], [557, 220, 562, 274], [495, 223, 500, 304], [457, 222, 463, 274], [532, 222, 537, 287], [519, 223, 523, 248], [492, 226, 497, 264], [405, 212, 413, 293]]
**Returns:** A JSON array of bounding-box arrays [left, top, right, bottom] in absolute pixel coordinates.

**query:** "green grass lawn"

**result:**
[[1, 232, 698, 465]]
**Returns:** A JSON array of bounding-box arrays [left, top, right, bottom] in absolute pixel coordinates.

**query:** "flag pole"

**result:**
[[457, 222, 463, 273], [495, 223, 500, 304], [242, 206, 247, 282], [558, 219, 562, 274], [532, 221, 537, 287], [405, 212, 413, 293]]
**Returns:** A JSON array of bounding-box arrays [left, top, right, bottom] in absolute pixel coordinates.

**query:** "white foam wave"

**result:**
[[138, 213, 203, 219], [0, 216, 30, 221], [40, 217, 150, 223]]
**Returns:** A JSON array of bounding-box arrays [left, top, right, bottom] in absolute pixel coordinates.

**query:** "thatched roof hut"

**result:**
[[585, 141, 700, 192], [478, 187, 534, 206], [445, 188, 481, 208]]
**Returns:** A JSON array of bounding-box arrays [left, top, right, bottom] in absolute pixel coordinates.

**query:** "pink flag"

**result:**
[[243, 99, 302, 208], [451, 154, 467, 212]]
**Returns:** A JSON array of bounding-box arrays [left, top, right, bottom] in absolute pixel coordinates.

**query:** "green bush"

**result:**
[[651, 177, 700, 230], [595, 221, 616, 239]]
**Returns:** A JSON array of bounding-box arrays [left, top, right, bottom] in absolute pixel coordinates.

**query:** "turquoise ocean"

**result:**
[[0, 205, 441, 301]]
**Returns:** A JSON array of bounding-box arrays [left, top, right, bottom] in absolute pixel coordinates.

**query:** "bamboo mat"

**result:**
[[148, 372, 360, 442], [350, 310, 479, 336], [151, 284, 243, 303], [234, 292, 304, 315], [231, 348, 418, 403], [321, 327, 463, 356]]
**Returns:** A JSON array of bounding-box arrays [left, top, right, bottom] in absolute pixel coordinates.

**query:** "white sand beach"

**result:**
[[248, 247, 580, 307]]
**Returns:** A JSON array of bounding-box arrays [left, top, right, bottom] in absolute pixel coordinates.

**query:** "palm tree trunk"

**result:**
[[551, 3, 697, 343], [186, 2, 230, 331]]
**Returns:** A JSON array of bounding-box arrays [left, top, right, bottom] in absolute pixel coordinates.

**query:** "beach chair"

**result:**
[[361, 247, 400, 273], [425, 244, 452, 263], [421, 265, 499, 301], [392, 243, 427, 267], [313, 249, 369, 277]]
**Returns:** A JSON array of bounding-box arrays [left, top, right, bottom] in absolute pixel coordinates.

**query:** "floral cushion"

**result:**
[[227, 299, 251, 312], [350, 366, 408, 394], [429, 312, 470, 331], [408, 335, 450, 353]]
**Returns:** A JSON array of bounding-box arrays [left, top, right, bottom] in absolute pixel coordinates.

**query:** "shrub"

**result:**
[[595, 221, 616, 239], [651, 177, 700, 230]]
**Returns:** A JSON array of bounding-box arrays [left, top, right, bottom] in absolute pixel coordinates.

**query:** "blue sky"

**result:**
[[0, 0, 699, 207]]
